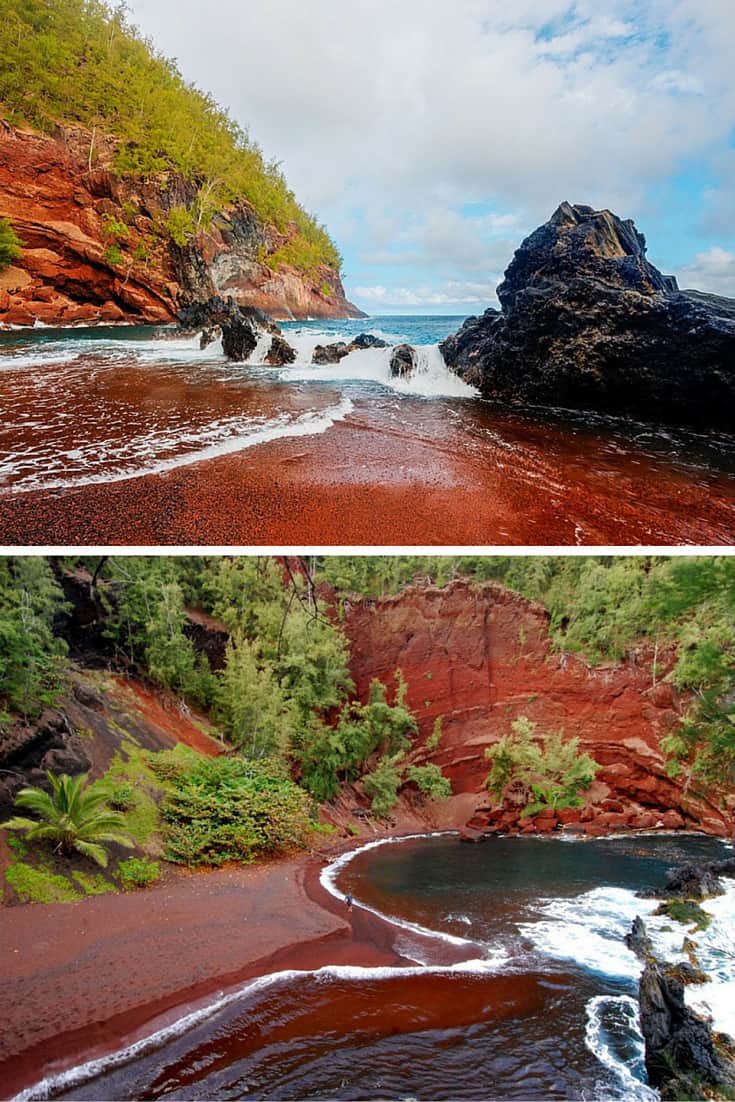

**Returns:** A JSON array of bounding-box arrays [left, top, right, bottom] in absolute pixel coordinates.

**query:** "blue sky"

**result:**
[[129, 0, 735, 314]]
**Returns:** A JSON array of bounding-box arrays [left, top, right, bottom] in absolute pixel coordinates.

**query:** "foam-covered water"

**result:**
[[0, 319, 475, 494]]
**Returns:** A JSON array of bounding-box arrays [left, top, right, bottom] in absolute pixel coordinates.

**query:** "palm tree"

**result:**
[[2, 772, 134, 867]]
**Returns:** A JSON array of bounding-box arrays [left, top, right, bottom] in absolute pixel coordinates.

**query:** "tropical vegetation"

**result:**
[[0, 0, 341, 275]]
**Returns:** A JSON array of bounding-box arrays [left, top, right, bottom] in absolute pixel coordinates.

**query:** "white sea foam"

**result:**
[[520, 887, 659, 979], [275, 342, 477, 398], [584, 995, 658, 1101], [1, 395, 354, 493]]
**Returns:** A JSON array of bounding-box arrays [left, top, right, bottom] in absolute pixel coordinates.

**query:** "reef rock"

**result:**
[[312, 342, 352, 365], [389, 343, 416, 378], [351, 333, 389, 349], [265, 335, 297, 365], [628, 918, 735, 1100], [440, 202, 735, 429], [177, 296, 273, 361]]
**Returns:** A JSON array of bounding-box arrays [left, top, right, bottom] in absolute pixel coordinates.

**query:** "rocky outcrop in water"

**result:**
[[177, 296, 275, 361], [312, 334, 390, 365], [626, 916, 735, 1100], [389, 343, 416, 378], [0, 123, 364, 326], [440, 202, 735, 429], [265, 335, 297, 365], [638, 858, 735, 900], [312, 342, 352, 365]]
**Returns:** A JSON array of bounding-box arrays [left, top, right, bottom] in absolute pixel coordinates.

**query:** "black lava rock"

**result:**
[[440, 201, 735, 429]]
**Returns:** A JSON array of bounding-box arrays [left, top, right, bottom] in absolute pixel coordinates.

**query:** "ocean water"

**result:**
[[20, 833, 734, 1101], [0, 318, 474, 494], [2, 319, 735, 513]]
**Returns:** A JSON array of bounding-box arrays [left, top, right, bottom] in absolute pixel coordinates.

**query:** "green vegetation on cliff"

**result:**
[[317, 555, 735, 787], [0, 217, 22, 269], [0, 0, 341, 274]]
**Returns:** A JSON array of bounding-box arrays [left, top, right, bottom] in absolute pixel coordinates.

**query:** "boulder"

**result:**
[[351, 333, 388, 349], [389, 343, 416, 378], [265, 335, 297, 365], [177, 296, 274, 362], [312, 341, 351, 365], [440, 201, 735, 429]]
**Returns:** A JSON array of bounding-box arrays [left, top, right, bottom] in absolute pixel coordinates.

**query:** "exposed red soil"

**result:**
[[0, 399, 733, 546], [109, 676, 223, 757], [339, 580, 734, 838]]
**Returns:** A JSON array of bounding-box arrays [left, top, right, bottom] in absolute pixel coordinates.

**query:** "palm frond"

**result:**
[[73, 840, 109, 867]]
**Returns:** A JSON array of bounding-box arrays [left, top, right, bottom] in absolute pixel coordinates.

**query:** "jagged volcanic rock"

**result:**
[[389, 343, 416, 377], [627, 917, 735, 1100], [351, 333, 388, 349], [440, 202, 735, 429], [177, 296, 274, 361], [265, 335, 297, 365], [312, 341, 352, 364]]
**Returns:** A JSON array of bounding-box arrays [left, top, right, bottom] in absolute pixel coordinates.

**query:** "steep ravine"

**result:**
[[0, 123, 362, 326]]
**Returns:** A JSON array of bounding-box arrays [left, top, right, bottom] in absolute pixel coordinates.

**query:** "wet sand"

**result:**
[[0, 843, 468, 1099], [1, 399, 734, 546]]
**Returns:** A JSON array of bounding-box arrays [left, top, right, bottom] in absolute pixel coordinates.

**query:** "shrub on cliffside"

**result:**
[[159, 756, 313, 867], [485, 716, 599, 816], [0, 217, 22, 269]]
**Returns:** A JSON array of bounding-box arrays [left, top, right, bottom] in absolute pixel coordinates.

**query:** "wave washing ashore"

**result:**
[[5, 832, 733, 1101], [1, 320, 735, 545]]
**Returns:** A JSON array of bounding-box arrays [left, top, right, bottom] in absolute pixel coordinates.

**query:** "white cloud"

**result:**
[[352, 280, 499, 307], [126, 0, 735, 298], [677, 246, 735, 296]]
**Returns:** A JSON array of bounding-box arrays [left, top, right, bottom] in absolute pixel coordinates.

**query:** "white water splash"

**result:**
[[584, 995, 658, 1101]]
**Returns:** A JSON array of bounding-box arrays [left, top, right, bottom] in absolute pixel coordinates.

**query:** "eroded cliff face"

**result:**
[[0, 123, 362, 326], [340, 580, 733, 838]]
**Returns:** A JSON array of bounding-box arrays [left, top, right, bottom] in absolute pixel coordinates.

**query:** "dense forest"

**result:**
[[0, 555, 733, 903], [0, 0, 341, 274]]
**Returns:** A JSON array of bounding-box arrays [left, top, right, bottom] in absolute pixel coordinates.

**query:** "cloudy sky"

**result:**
[[128, 0, 735, 314]]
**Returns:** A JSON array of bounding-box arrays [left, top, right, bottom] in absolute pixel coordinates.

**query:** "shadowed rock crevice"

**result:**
[[440, 202, 735, 429]]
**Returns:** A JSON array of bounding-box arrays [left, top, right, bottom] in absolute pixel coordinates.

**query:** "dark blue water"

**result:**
[[281, 315, 466, 345]]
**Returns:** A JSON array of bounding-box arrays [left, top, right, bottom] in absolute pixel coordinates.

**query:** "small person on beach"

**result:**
[[345, 892, 353, 911]]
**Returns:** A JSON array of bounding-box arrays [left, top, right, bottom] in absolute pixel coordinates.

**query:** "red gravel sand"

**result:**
[[1, 399, 733, 546], [0, 845, 460, 1099]]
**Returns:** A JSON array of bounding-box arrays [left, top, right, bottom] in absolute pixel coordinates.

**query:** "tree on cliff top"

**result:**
[[0, 218, 22, 270]]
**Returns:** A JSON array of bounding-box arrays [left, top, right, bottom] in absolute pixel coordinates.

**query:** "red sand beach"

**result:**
[[1, 399, 734, 546], [0, 844, 469, 1099]]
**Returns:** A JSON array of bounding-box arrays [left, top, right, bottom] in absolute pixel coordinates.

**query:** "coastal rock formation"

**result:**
[[265, 335, 297, 365], [312, 334, 391, 365], [0, 124, 363, 326], [340, 580, 734, 837], [177, 296, 274, 361], [440, 202, 735, 429], [312, 342, 352, 364], [390, 343, 416, 378], [626, 916, 735, 1100]]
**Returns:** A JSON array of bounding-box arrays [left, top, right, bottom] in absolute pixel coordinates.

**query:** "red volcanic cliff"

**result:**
[[0, 123, 362, 326], [340, 580, 733, 838]]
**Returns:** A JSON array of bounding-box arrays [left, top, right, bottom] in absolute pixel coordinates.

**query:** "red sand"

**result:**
[[0, 845, 458, 1099], [1, 401, 733, 545]]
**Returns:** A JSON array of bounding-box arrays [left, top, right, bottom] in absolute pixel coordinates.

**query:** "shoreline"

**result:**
[[1, 399, 734, 546], [1, 828, 730, 1099], [0, 834, 459, 1100]]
